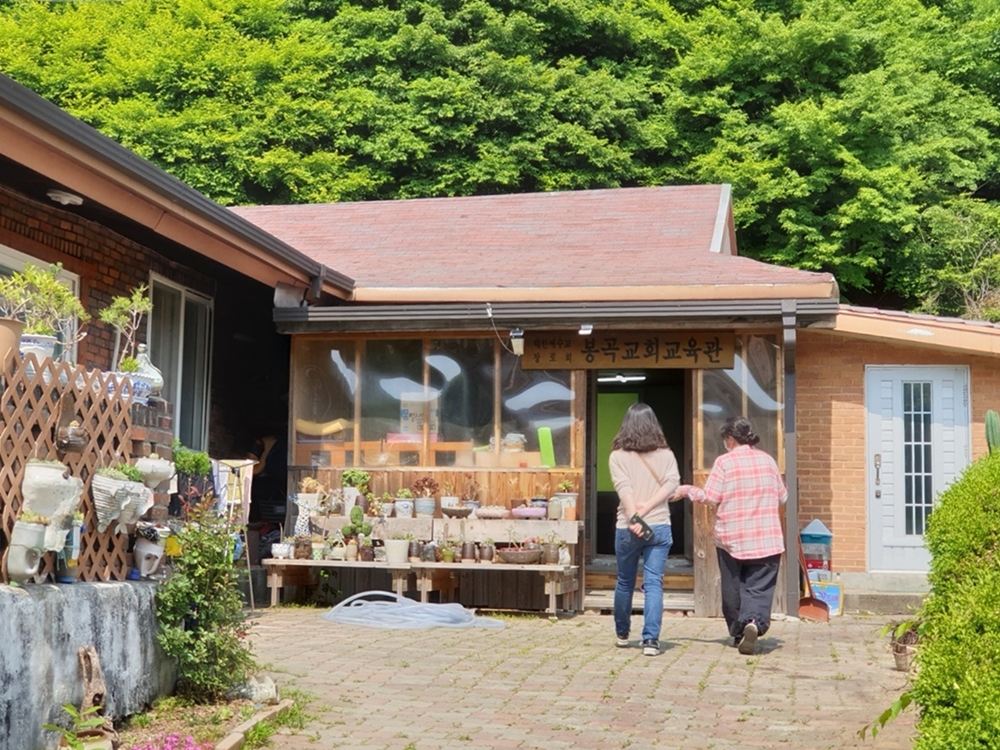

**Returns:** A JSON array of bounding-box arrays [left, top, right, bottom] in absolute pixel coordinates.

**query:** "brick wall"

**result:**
[[797, 331, 1000, 572], [0, 184, 212, 371]]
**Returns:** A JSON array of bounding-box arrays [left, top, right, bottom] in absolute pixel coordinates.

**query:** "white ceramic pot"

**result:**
[[379, 502, 394, 519], [414, 496, 436, 517], [394, 499, 414, 518], [134, 537, 166, 577], [6, 521, 45, 583], [134, 456, 174, 488], [271, 542, 292, 560], [19, 333, 57, 362], [116, 483, 154, 533], [22, 460, 82, 522], [383, 538, 409, 565], [439, 496, 460, 509], [342, 487, 361, 509], [91, 474, 131, 533]]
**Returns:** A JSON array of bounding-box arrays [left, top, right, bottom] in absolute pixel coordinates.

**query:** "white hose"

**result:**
[[320, 591, 506, 630]]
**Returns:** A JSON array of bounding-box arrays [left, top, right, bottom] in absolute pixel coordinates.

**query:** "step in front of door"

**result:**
[[583, 589, 695, 613], [585, 571, 694, 591]]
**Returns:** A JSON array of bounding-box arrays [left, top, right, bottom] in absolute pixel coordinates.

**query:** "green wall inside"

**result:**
[[596, 392, 638, 492]]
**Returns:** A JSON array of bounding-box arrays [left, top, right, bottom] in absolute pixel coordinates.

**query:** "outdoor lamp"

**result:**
[[510, 329, 524, 356]]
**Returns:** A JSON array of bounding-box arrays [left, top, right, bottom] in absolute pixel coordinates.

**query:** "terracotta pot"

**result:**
[[0, 317, 23, 365]]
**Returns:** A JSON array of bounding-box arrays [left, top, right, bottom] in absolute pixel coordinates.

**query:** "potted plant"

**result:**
[[374, 491, 394, 519], [358, 533, 375, 562], [439, 479, 460, 512], [293, 476, 327, 536], [480, 538, 495, 564], [172, 439, 213, 514], [0, 268, 28, 363], [410, 476, 439, 518], [462, 472, 481, 509], [885, 619, 921, 671], [340, 468, 370, 509], [394, 487, 414, 518], [0, 263, 89, 364], [384, 533, 410, 565], [112, 462, 154, 533], [6, 508, 50, 583], [98, 285, 156, 404], [541, 531, 563, 565], [44, 703, 114, 750], [555, 479, 579, 520]]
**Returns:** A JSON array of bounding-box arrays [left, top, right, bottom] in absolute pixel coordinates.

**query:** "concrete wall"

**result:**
[[0, 581, 174, 750], [797, 330, 1000, 574]]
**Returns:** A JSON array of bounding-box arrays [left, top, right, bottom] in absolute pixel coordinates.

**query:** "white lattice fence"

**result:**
[[0, 353, 133, 582]]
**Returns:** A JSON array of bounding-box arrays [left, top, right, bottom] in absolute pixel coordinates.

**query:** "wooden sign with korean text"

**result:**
[[521, 331, 735, 369]]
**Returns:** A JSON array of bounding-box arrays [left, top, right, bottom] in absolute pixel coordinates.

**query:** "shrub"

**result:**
[[910, 452, 1000, 749], [155, 498, 256, 702]]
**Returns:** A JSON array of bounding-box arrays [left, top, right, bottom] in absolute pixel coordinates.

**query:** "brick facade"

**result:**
[[797, 331, 999, 573], [0, 184, 212, 372]]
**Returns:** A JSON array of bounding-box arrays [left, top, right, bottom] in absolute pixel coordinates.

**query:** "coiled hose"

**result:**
[[320, 591, 505, 630]]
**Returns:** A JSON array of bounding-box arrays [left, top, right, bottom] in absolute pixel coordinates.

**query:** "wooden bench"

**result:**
[[262, 558, 579, 617]]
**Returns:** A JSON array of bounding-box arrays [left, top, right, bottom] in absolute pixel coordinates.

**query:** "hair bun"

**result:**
[[747, 432, 760, 446]]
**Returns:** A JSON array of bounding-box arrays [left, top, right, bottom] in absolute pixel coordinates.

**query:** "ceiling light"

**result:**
[[46, 189, 83, 206], [578, 324, 593, 336], [597, 373, 646, 384]]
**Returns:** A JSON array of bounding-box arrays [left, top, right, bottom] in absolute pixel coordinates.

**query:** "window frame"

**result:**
[[147, 272, 214, 451]]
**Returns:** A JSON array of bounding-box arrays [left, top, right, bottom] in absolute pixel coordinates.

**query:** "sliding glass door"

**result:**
[[149, 276, 213, 450]]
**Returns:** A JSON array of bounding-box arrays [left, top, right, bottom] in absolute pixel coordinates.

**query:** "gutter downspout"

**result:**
[[782, 299, 799, 615]]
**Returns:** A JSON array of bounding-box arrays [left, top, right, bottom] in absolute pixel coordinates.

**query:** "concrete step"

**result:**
[[583, 589, 695, 613]]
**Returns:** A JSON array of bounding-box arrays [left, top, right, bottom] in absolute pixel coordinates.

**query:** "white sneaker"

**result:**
[[738, 622, 758, 655]]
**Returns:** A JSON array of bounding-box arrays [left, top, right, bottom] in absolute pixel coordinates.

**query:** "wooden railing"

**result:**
[[0, 353, 133, 582]]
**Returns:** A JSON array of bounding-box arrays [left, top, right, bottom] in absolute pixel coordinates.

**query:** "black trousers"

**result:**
[[717, 548, 782, 638]]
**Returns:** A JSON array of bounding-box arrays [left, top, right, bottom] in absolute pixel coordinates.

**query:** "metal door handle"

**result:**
[[874, 454, 881, 486]]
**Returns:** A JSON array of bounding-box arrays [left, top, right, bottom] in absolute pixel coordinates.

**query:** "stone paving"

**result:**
[[250, 606, 916, 749]]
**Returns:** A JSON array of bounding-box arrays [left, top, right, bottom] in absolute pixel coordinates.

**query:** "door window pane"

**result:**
[[361, 339, 424, 465], [903, 381, 934, 535]]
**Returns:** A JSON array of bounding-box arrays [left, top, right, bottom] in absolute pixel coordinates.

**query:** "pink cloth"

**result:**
[[680, 444, 786, 560]]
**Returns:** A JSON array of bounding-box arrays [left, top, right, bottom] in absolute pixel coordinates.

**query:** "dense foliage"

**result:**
[[911, 451, 1000, 748], [155, 498, 256, 702], [2, 0, 1000, 311]]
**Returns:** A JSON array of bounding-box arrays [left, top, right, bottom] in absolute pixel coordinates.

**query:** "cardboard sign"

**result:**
[[522, 331, 735, 369], [810, 581, 844, 617]]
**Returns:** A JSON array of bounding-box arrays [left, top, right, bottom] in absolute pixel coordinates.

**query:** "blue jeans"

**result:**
[[614, 524, 673, 642]]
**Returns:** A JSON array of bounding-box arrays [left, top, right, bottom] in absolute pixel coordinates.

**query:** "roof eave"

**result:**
[[0, 74, 355, 297], [274, 297, 840, 333]]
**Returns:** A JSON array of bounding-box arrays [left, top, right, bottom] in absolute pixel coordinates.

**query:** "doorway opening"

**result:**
[[591, 369, 691, 566]]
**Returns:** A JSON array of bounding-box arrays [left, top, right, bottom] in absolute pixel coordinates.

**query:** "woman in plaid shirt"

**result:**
[[674, 416, 787, 655]]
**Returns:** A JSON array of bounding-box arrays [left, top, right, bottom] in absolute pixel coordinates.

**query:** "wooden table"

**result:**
[[409, 562, 579, 618], [262, 558, 579, 617], [262, 559, 411, 606]]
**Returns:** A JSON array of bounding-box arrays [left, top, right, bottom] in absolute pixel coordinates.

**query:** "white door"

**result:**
[[865, 366, 970, 572]]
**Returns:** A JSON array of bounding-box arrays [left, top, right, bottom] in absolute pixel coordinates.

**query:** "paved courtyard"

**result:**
[[251, 606, 916, 749]]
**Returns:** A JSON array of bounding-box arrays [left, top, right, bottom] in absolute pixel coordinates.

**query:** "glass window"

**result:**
[[0, 243, 82, 362], [699, 335, 782, 468], [361, 339, 424, 465], [500, 351, 574, 467], [149, 276, 213, 451], [429, 338, 495, 466], [291, 339, 357, 468]]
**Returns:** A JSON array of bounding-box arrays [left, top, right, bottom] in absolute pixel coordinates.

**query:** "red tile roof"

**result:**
[[231, 186, 836, 302]]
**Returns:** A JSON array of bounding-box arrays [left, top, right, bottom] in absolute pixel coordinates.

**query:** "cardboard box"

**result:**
[[810, 581, 844, 616]]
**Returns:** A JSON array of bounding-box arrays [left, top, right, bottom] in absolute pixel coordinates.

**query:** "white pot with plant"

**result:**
[[7, 510, 51, 582], [294, 476, 327, 535], [340, 469, 370, 509], [111, 463, 154, 533], [91, 467, 132, 533], [384, 535, 409, 565], [0, 262, 89, 366], [99, 284, 154, 404]]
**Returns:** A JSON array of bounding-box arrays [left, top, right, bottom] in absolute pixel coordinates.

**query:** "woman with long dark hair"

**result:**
[[609, 403, 680, 656], [674, 416, 786, 655]]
